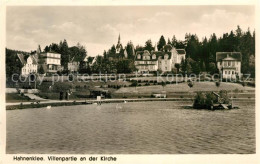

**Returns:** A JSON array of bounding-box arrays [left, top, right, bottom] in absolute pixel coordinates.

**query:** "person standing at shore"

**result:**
[[65, 90, 70, 100], [60, 91, 63, 101]]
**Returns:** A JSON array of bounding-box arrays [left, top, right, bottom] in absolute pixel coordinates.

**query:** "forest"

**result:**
[[6, 25, 255, 77]]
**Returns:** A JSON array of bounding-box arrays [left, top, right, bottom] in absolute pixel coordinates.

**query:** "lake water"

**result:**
[[6, 101, 255, 154]]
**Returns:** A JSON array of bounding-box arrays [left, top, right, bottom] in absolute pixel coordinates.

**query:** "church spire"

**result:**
[[118, 33, 121, 44]]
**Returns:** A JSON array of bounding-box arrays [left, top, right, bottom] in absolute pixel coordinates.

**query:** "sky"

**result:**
[[6, 6, 255, 56]]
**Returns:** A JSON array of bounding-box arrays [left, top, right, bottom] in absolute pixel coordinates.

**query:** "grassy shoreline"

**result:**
[[6, 97, 255, 110]]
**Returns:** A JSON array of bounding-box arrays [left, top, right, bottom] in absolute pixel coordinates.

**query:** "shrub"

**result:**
[[130, 80, 138, 87], [233, 88, 240, 93], [215, 81, 221, 88], [52, 82, 73, 92], [193, 92, 206, 109], [106, 93, 112, 98], [188, 81, 194, 88], [193, 91, 220, 109], [219, 90, 230, 104], [241, 81, 247, 87], [205, 92, 218, 109]]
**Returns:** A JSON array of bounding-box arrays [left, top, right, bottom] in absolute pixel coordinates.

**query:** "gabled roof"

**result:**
[[40, 51, 61, 55], [153, 51, 172, 59], [222, 56, 237, 60], [31, 55, 38, 64], [135, 50, 172, 61], [176, 49, 186, 55], [216, 52, 242, 62], [17, 53, 26, 65], [116, 43, 123, 49], [69, 56, 75, 63], [17, 53, 38, 65]]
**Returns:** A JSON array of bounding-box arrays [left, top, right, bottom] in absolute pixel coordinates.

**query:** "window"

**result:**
[[138, 54, 141, 59], [228, 61, 231, 66]]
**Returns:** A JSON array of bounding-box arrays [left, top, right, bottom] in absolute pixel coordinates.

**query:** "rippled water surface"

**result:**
[[7, 101, 255, 154]]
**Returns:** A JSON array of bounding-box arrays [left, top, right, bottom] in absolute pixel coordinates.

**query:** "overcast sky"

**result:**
[[6, 6, 255, 56]]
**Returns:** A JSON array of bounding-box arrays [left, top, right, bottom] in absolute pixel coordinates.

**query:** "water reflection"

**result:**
[[7, 101, 255, 154]]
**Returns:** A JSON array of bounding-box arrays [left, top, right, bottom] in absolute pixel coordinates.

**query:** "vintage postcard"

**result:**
[[0, 0, 259, 163]]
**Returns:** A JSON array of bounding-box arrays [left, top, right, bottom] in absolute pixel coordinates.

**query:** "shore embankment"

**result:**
[[6, 97, 255, 110]]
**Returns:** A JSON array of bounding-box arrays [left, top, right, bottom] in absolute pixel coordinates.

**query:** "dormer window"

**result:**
[[145, 55, 150, 60]]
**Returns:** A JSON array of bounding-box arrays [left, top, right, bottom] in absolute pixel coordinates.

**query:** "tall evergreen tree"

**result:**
[[144, 39, 154, 52], [59, 39, 69, 69], [171, 35, 177, 47], [157, 35, 166, 51], [125, 41, 135, 59]]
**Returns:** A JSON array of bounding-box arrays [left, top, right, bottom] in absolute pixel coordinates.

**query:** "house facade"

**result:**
[[68, 56, 81, 73], [216, 52, 242, 79], [68, 61, 80, 73], [17, 53, 38, 76], [134, 44, 186, 73], [135, 50, 159, 73], [40, 52, 61, 73]]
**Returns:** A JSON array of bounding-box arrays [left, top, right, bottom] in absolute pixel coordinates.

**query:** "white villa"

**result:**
[[216, 52, 242, 79], [39, 52, 61, 73], [68, 56, 80, 73], [17, 53, 38, 76], [134, 44, 186, 73]]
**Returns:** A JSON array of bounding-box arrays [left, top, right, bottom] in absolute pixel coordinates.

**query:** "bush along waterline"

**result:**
[[193, 90, 238, 110]]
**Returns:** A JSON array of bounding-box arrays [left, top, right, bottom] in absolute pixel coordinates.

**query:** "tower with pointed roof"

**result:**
[[116, 34, 123, 54]]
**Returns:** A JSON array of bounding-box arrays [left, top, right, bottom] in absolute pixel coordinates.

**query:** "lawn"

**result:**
[[116, 81, 255, 94], [6, 93, 31, 103]]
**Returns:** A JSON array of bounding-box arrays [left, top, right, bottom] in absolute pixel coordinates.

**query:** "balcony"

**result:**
[[222, 65, 236, 69]]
